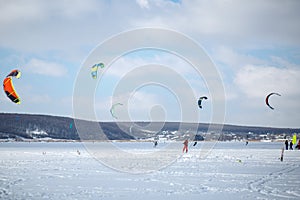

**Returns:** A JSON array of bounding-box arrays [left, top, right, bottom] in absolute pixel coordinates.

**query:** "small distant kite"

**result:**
[[110, 103, 123, 119], [3, 69, 21, 104], [265, 92, 281, 110], [198, 96, 208, 109], [91, 63, 104, 79]]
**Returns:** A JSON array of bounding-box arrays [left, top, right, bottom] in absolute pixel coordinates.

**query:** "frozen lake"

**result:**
[[0, 141, 299, 200]]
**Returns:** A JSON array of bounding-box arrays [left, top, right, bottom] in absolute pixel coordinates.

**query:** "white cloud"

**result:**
[[0, 0, 108, 59], [0, 1, 44, 24], [106, 56, 147, 78], [133, 1, 300, 47], [234, 65, 300, 98], [211, 47, 300, 101], [0, 0, 100, 24], [106, 51, 197, 79], [270, 56, 299, 69], [1, 1, 299, 60], [212, 46, 265, 70], [136, 0, 150, 9], [136, 0, 181, 10], [24, 58, 68, 77]]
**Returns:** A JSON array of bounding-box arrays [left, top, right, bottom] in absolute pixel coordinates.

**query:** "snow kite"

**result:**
[[3, 69, 21, 104], [265, 92, 281, 110], [198, 96, 208, 109], [91, 63, 104, 79], [110, 103, 123, 119]]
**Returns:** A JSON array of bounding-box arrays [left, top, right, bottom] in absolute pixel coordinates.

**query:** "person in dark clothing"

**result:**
[[289, 141, 293, 150], [153, 141, 158, 148], [285, 140, 289, 150]]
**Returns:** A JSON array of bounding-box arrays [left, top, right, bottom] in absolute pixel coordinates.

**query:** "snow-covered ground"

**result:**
[[0, 142, 299, 200]]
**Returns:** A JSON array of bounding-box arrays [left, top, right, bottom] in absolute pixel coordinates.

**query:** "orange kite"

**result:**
[[3, 69, 21, 104]]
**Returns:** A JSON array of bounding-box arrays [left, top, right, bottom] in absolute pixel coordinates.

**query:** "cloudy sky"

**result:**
[[1, 0, 300, 128]]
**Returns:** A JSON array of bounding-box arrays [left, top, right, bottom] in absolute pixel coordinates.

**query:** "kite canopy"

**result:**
[[198, 96, 208, 109], [91, 63, 104, 79], [110, 103, 123, 119], [3, 69, 21, 104], [265, 92, 281, 110]]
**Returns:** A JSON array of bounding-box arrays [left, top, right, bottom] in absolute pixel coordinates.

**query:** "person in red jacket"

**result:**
[[183, 139, 189, 153]]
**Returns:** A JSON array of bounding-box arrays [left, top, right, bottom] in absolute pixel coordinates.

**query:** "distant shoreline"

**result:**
[[0, 139, 287, 143]]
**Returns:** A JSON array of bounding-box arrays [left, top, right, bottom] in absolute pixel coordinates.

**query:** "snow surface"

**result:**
[[0, 142, 299, 200]]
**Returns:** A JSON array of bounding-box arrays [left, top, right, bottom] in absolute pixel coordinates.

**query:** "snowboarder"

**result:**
[[183, 139, 188, 153]]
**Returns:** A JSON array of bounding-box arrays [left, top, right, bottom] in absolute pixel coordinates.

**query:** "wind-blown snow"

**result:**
[[0, 142, 299, 200]]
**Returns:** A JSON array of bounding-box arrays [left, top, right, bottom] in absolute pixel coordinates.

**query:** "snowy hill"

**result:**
[[0, 113, 134, 140], [0, 113, 299, 141]]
